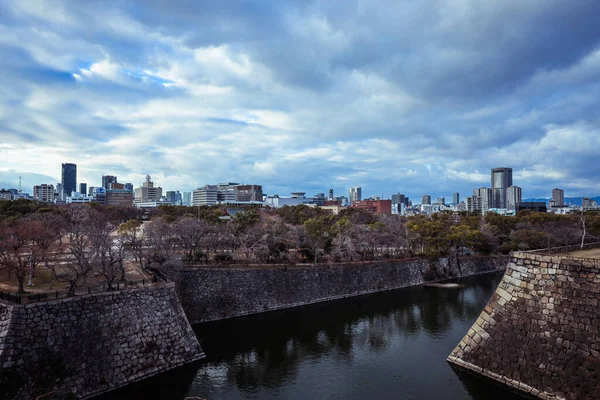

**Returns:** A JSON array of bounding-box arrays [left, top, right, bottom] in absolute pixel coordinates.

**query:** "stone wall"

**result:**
[[173, 256, 507, 324], [448, 252, 600, 400], [0, 283, 204, 400]]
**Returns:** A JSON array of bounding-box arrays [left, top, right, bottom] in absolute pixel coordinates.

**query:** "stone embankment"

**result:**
[[0, 283, 204, 400], [173, 255, 507, 324], [448, 251, 600, 400]]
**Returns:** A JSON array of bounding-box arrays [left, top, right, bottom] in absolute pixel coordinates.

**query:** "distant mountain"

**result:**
[[522, 196, 600, 206]]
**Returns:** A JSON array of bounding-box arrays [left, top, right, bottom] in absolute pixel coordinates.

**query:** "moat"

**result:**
[[99, 272, 525, 400]]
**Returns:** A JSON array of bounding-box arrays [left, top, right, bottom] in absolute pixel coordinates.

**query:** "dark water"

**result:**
[[101, 272, 526, 400]]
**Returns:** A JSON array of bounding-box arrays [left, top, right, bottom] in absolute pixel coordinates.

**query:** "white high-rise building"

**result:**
[[349, 187, 362, 205], [473, 187, 493, 211]]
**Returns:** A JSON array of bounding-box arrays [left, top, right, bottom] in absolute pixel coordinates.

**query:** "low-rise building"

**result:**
[[351, 199, 392, 215], [106, 189, 134, 207], [33, 184, 55, 202]]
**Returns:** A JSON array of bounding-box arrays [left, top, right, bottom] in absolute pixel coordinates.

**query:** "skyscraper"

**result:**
[[102, 175, 118, 190], [421, 195, 431, 205], [551, 188, 564, 207], [61, 163, 77, 197], [349, 187, 362, 205], [473, 187, 493, 211], [453, 192, 459, 205], [328, 188, 334, 201], [506, 186, 522, 211], [79, 183, 87, 196], [491, 167, 513, 209]]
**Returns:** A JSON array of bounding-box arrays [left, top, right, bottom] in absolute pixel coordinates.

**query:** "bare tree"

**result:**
[[0, 221, 36, 293], [118, 219, 145, 270], [174, 217, 210, 262], [143, 217, 179, 280]]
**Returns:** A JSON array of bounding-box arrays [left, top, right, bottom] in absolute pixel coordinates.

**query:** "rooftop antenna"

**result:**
[[18, 176, 22, 194]]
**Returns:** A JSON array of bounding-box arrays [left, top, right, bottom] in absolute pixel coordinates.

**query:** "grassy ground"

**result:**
[[0, 261, 148, 294]]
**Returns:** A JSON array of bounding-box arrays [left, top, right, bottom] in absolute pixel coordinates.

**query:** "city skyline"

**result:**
[[2, 163, 596, 204], [2, 2, 600, 199]]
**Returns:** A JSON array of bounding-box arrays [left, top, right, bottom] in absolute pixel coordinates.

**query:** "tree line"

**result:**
[[1, 199, 599, 294]]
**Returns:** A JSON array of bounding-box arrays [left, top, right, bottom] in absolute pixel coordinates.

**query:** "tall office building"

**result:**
[[491, 167, 513, 209], [473, 187, 493, 211], [182, 192, 192, 206], [421, 195, 431, 205], [436, 197, 445, 205], [79, 183, 87, 196], [349, 187, 362, 205], [551, 188, 565, 207], [452, 192, 459, 205], [124, 183, 134, 192], [134, 175, 162, 203], [166, 191, 183, 205], [392, 193, 406, 206], [328, 189, 334, 201], [102, 175, 118, 190], [506, 185, 522, 211], [61, 163, 77, 197]]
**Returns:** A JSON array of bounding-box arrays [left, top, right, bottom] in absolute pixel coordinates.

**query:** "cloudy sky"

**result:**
[[1, 0, 600, 200]]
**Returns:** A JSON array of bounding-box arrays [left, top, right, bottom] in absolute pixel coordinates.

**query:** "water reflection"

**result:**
[[100, 272, 526, 400]]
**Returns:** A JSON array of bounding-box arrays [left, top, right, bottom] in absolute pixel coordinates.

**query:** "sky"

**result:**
[[1, 0, 600, 201]]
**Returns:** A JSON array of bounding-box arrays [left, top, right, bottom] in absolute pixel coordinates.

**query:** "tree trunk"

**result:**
[[17, 277, 25, 294]]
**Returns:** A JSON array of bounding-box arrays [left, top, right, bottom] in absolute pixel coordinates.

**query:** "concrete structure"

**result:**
[[33, 184, 54, 202], [102, 175, 118, 190], [421, 195, 431, 205], [582, 197, 597, 209], [320, 205, 347, 215], [328, 188, 334, 200], [466, 196, 483, 213], [61, 163, 77, 198], [550, 188, 564, 207], [66, 192, 94, 204], [265, 193, 315, 208], [234, 185, 263, 202], [182, 192, 192, 206], [0, 189, 13, 200], [392, 193, 408, 207], [349, 187, 362, 205], [436, 196, 445, 205], [79, 183, 87, 196], [516, 201, 547, 213], [448, 249, 600, 399], [165, 190, 182, 205], [474, 187, 493, 211], [55, 183, 65, 202], [491, 167, 512, 209], [134, 175, 162, 203], [506, 185, 522, 211], [452, 192, 459, 205], [106, 189, 134, 207], [91, 187, 107, 204], [0, 284, 204, 399], [192, 185, 218, 206], [170, 256, 507, 324], [351, 199, 392, 215], [134, 201, 173, 209]]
